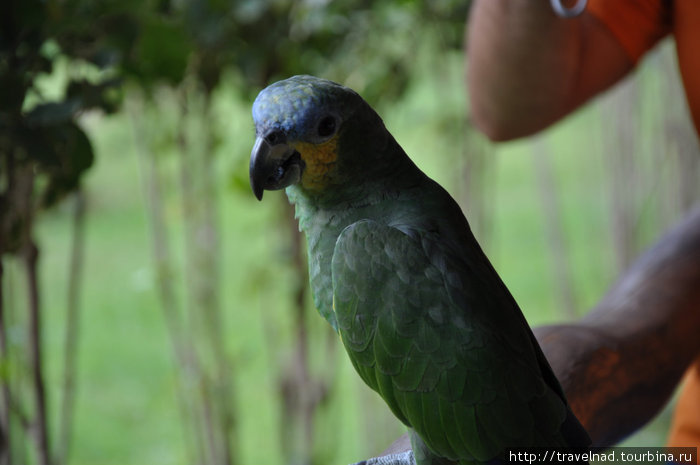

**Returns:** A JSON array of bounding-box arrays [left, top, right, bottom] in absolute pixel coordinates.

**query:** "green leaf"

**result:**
[[66, 78, 124, 114], [15, 122, 60, 167], [39, 121, 95, 207], [129, 15, 192, 85], [25, 99, 83, 126]]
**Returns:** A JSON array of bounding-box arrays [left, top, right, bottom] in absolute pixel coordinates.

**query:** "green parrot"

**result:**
[[249, 75, 590, 465]]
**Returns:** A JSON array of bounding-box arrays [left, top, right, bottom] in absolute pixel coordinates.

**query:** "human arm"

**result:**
[[465, 0, 633, 141]]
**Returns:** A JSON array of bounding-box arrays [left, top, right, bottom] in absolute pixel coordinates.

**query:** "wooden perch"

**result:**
[[377, 205, 700, 457], [535, 204, 700, 446]]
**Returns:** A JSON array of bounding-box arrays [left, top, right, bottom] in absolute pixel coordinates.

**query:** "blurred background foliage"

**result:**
[[1, 0, 698, 464]]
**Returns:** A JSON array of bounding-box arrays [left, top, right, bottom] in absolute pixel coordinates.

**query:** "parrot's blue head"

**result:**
[[252, 75, 356, 142], [249, 75, 378, 201]]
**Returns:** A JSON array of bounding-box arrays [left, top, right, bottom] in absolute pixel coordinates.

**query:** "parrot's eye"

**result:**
[[265, 130, 285, 145], [316, 115, 337, 138]]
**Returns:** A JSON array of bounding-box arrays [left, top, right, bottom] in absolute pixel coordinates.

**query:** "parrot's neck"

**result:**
[[287, 184, 390, 331], [286, 137, 431, 330]]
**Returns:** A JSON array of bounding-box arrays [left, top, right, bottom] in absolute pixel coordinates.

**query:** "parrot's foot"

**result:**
[[350, 450, 415, 465]]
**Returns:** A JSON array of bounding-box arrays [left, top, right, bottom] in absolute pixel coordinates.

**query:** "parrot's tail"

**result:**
[[562, 407, 592, 449]]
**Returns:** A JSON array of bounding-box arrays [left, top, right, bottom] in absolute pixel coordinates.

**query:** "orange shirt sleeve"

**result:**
[[587, 0, 672, 64], [668, 361, 700, 452]]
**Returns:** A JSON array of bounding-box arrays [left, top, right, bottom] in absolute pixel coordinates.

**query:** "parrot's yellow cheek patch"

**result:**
[[295, 136, 338, 191]]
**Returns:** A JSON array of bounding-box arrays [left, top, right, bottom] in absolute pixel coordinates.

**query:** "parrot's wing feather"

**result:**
[[332, 219, 572, 463]]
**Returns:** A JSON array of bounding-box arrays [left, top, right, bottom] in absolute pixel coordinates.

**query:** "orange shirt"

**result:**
[[588, 0, 700, 134], [588, 0, 700, 451], [668, 363, 700, 452]]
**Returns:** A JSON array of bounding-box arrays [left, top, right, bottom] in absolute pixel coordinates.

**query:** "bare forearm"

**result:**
[[467, 0, 581, 139], [466, 0, 632, 141]]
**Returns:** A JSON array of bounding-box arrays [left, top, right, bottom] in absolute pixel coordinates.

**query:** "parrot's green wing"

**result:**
[[331, 219, 570, 464]]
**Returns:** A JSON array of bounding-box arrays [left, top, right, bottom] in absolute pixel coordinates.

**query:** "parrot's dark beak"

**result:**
[[249, 134, 304, 201]]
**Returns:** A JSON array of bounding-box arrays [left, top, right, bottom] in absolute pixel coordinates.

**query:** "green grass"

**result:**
[[12, 44, 686, 464]]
